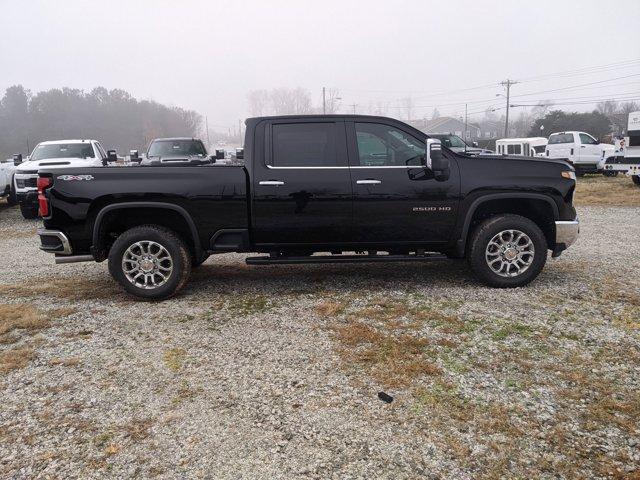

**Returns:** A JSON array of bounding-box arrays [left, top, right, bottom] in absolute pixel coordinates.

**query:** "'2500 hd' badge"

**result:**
[[413, 206, 452, 212], [58, 175, 94, 181]]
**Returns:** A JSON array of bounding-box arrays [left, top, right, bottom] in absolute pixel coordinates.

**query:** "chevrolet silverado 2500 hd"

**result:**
[[36, 115, 579, 299]]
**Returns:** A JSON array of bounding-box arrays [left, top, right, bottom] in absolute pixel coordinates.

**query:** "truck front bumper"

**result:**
[[552, 217, 579, 257]]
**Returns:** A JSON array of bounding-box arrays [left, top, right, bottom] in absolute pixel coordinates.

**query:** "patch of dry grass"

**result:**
[[163, 348, 187, 372], [49, 357, 81, 367], [0, 276, 121, 301], [0, 347, 35, 374], [331, 320, 441, 388], [1, 228, 38, 239], [315, 300, 346, 317], [0, 304, 50, 335], [575, 175, 640, 207]]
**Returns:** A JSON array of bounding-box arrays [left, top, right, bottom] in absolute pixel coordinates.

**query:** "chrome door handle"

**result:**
[[259, 180, 285, 186], [356, 179, 381, 185]]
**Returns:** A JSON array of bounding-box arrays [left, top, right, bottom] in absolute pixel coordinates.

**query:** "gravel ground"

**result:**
[[0, 199, 639, 479]]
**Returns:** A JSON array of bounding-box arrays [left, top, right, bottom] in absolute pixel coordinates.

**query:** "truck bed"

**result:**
[[41, 164, 249, 257]]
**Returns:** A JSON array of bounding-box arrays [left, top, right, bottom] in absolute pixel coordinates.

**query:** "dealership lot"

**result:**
[[0, 179, 639, 479]]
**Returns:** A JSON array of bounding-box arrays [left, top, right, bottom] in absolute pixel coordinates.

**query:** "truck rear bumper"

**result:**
[[553, 217, 579, 257], [37, 228, 95, 263], [38, 228, 73, 254]]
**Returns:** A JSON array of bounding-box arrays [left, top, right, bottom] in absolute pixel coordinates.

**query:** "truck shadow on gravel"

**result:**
[[187, 259, 475, 296]]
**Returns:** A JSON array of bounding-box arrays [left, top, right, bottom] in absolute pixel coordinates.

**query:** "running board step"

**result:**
[[245, 254, 448, 265]]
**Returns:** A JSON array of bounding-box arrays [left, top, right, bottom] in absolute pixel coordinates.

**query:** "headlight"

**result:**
[[561, 171, 576, 180]]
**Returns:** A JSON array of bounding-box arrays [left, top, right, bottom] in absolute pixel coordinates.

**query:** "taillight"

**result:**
[[37, 176, 53, 217]]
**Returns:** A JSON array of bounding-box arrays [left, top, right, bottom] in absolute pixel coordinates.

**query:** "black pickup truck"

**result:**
[[36, 115, 579, 299]]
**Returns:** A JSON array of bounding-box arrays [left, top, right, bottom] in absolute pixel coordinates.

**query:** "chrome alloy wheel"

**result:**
[[122, 241, 173, 289], [485, 229, 535, 278]]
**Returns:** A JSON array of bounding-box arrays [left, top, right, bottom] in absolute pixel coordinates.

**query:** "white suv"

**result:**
[[14, 139, 110, 218]]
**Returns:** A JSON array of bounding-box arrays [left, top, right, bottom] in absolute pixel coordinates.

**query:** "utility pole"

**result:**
[[348, 104, 357, 114], [500, 79, 518, 137], [238, 119, 242, 143], [205, 116, 210, 146], [322, 87, 326, 114], [464, 103, 468, 152]]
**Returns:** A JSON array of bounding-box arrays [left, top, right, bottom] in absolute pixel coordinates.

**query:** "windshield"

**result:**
[[30, 143, 95, 161], [433, 135, 467, 149], [548, 133, 574, 144], [148, 140, 207, 157]]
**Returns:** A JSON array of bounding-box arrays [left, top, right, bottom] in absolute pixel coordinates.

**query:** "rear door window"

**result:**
[[271, 123, 339, 167]]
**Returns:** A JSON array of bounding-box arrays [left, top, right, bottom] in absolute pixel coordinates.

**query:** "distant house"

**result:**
[[476, 119, 501, 139], [409, 116, 481, 141]]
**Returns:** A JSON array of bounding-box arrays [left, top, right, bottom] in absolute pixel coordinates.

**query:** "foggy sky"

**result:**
[[1, 0, 639, 132]]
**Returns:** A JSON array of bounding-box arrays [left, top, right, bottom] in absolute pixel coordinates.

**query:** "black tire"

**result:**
[[20, 202, 39, 219], [467, 214, 547, 288], [7, 178, 17, 206], [108, 225, 192, 300], [633, 175, 640, 186]]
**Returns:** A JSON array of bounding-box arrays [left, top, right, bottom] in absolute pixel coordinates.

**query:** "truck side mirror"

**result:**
[[106, 150, 118, 163], [215, 149, 225, 160], [235, 148, 244, 160], [472, 141, 479, 147], [13, 153, 23, 166], [129, 150, 140, 163], [425, 139, 450, 182]]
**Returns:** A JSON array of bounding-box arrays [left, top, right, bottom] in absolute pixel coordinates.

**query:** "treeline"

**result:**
[[0, 85, 203, 159], [528, 110, 612, 139]]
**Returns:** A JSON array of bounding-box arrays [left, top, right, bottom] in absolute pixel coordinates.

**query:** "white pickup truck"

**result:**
[[545, 131, 615, 176], [603, 111, 640, 187], [0, 157, 18, 205], [13, 139, 115, 218]]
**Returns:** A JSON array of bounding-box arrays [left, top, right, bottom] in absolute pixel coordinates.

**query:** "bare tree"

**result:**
[[618, 101, 640, 115], [324, 88, 341, 114], [596, 100, 618, 117], [269, 87, 312, 115], [247, 90, 270, 116], [531, 100, 553, 120]]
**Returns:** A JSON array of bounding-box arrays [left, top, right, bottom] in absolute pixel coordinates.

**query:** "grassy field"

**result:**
[[575, 174, 640, 206]]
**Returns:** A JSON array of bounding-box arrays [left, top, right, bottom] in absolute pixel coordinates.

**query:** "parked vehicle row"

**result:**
[[9, 137, 233, 218], [35, 114, 579, 300]]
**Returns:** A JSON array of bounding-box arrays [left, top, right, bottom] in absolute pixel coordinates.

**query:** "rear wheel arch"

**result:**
[[456, 194, 559, 256], [91, 202, 203, 262]]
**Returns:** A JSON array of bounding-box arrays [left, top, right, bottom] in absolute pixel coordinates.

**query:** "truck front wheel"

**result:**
[[108, 225, 192, 300], [467, 214, 547, 288]]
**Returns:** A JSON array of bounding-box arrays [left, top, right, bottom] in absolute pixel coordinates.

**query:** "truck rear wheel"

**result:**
[[20, 202, 39, 219], [467, 214, 547, 288], [633, 175, 640, 186], [108, 225, 192, 300]]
